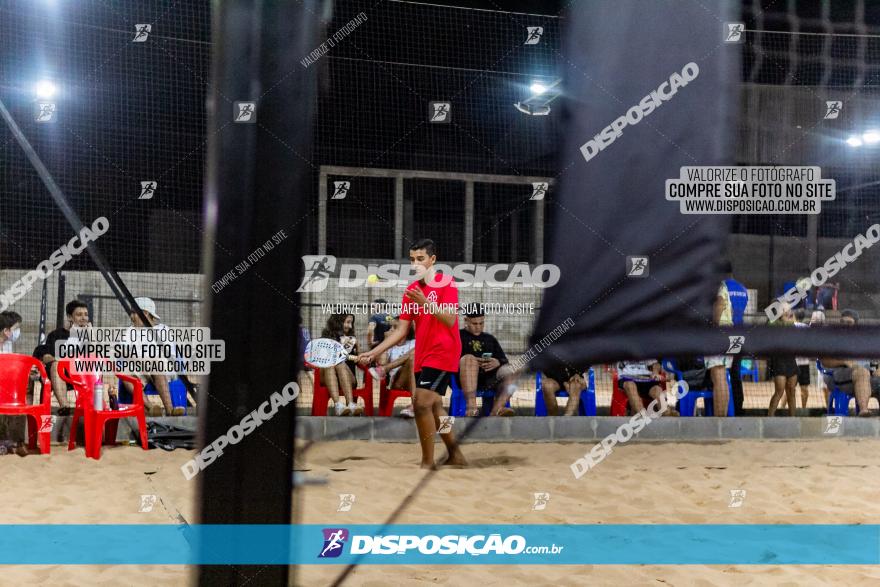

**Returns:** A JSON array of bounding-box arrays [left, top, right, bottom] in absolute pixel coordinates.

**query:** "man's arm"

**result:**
[[713, 294, 724, 325]]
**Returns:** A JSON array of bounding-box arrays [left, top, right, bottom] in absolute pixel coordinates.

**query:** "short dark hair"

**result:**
[[66, 300, 88, 317], [409, 238, 436, 257], [841, 309, 860, 323], [465, 303, 485, 318], [0, 311, 22, 330]]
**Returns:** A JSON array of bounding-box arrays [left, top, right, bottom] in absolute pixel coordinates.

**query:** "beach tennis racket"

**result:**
[[304, 338, 357, 368]]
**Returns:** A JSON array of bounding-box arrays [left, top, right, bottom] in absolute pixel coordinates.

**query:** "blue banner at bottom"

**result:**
[[0, 525, 876, 564]]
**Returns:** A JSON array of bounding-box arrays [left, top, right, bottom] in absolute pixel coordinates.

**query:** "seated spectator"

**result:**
[[617, 360, 678, 416], [0, 311, 22, 354], [370, 316, 416, 418], [820, 309, 879, 417], [458, 306, 517, 416], [319, 313, 362, 416], [541, 366, 587, 416], [122, 297, 184, 416], [367, 300, 393, 350], [767, 304, 799, 417], [32, 300, 90, 414]]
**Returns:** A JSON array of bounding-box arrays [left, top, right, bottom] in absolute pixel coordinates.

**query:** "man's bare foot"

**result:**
[[442, 453, 468, 467], [858, 410, 873, 417], [420, 462, 437, 470], [663, 408, 680, 417], [466, 407, 480, 417], [495, 407, 515, 417]]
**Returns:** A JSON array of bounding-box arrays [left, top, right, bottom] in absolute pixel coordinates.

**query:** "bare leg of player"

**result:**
[[800, 384, 809, 409], [413, 388, 438, 468], [432, 394, 466, 467], [768, 375, 786, 416], [784, 375, 797, 416], [709, 366, 729, 417], [541, 377, 560, 416], [458, 354, 480, 416]]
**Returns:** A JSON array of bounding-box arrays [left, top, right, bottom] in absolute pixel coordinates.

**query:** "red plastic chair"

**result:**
[[0, 354, 52, 454], [309, 362, 374, 416], [58, 359, 148, 459], [377, 376, 412, 417]]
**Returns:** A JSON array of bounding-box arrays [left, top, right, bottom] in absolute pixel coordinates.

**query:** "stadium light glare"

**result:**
[[847, 136, 863, 147], [862, 130, 880, 144], [530, 82, 547, 96], [35, 80, 57, 99]]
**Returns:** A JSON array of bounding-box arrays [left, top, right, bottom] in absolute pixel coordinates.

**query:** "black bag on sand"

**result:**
[[136, 421, 196, 451]]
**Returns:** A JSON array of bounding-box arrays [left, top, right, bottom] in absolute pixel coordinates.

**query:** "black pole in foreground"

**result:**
[[199, 1, 317, 585]]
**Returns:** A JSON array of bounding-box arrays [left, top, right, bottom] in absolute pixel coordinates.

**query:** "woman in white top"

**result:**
[[369, 316, 416, 417]]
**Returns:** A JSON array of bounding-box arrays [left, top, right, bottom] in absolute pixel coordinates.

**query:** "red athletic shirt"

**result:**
[[399, 273, 461, 373]]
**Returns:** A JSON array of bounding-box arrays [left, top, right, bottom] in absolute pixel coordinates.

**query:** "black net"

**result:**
[[5, 0, 880, 416], [0, 0, 209, 358]]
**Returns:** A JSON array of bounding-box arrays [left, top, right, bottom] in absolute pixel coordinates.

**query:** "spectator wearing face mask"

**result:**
[[0, 311, 23, 353]]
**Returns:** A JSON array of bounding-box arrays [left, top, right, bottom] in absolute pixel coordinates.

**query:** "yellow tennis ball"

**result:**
[[367, 274, 379, 284]]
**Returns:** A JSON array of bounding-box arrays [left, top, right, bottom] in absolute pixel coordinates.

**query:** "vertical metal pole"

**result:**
[[318, 170, 328, 255], [464, 181, 474, 262], [394, 176, 404, 258], [55, 272, 66, 330], [534, 197, 544, 265], [806, 215, 818, 270]]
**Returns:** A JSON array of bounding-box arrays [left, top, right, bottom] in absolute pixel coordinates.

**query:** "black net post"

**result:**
[[197, 0, 318, 585]]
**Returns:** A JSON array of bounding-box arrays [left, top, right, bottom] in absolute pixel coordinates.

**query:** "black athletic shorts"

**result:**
[[797, 364, 811, 386], [617, 378, 659, 398], [767, 356, 798, 378], [415, 367, 453, 396], [543, 365, 586, 387]]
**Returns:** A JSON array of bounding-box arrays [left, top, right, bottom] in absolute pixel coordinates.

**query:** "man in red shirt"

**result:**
[[360, 239, 467, 469]]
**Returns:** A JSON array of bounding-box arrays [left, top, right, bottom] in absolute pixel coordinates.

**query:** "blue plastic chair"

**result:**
[[534, 368, 597, 416], [817, 361, 859, 416], [740, 357, 759, 382], [662, 359, 734, 417], [449, 374, 510, 417], [118, 377, 187, 409]]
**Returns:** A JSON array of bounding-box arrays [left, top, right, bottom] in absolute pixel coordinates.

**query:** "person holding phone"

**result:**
[[458, 305, 517, 416]]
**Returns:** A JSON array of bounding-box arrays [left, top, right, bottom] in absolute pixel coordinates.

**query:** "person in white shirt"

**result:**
[[123, 297, 183, 416], [370, 316, 416, 417]]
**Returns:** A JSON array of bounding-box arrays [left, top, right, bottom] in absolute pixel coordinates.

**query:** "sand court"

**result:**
[[0, 437, 878, 584]]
